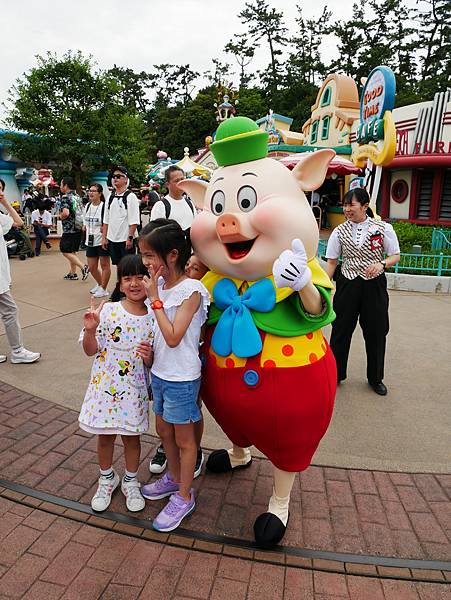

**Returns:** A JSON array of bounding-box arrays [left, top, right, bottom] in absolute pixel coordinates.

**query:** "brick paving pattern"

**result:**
[[0, 501, 450, 600], [1, 382, 451, 597], [1, 382, 450, 563]]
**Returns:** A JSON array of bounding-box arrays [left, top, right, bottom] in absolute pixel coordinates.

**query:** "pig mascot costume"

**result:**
[[180, 117, 337, 548]]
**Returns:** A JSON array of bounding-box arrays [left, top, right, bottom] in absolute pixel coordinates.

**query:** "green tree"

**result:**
[[224, 33, 257, 88], [239, 0, 287, 101], [3, 51, 149, 187], [288, 6, 331, 86], [106, 65, 153, 114], [204, 59, 235, 88], [414, 0, 451, 96]]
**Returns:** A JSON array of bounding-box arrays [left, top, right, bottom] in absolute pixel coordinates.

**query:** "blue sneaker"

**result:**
[[152, 491, 195, 532], [141, 473, 179, 500]]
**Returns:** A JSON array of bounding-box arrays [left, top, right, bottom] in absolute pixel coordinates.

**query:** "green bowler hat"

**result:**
[[211, 116, 268, 167]]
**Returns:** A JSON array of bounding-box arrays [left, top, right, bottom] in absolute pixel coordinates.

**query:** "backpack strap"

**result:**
[[108, 190, 131, 210], [184, 196, 195, 215], [161, 197, 171, 219]]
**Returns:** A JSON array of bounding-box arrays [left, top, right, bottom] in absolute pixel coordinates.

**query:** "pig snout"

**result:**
[[216, 213, 258, 243]]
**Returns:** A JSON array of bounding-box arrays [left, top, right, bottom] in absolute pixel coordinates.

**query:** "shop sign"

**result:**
[[352, 65, 397, 167]]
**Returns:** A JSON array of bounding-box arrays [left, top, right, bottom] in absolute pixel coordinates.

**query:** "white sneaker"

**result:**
[[10, 348, 41, 364], [91, 471, 120, 512], [90, 284, 100, 294], [0, 355, 6, 363], [121, 477, 145, 512], [93, 287, 109, 298]]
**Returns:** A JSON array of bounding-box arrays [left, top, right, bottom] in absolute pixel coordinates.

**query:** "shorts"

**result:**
[[151, 374, 202, 425], [86, 245, 110, 259], [108, 240, 136, 265], [60, 231, 82, 253]]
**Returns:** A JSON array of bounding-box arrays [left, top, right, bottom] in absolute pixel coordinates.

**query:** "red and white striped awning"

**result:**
[[279, 153, 362, 176]]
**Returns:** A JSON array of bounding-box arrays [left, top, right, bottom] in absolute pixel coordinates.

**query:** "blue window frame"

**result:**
[[321, 116, 330, 140], [321, 86, 332, 107], [311, 120, 319, 144]]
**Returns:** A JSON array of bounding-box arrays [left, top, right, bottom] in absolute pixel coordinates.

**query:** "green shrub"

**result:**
[[388, 222, 451, 253]]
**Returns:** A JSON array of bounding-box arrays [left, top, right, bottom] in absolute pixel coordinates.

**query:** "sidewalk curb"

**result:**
[[1, 480, 450, 585]]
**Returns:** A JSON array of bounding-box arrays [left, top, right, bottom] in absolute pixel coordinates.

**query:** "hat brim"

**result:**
[[211, 130, 268, 167]]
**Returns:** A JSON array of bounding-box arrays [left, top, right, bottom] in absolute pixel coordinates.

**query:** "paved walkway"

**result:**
[[0, 383, 450, 599], [1, 253, 450, 473]]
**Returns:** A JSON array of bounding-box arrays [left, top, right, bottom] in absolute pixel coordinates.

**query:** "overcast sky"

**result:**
[[1, 0, 418, 122]]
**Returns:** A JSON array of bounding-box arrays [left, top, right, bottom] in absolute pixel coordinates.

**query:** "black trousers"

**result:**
[[330, 274, 389, 385]]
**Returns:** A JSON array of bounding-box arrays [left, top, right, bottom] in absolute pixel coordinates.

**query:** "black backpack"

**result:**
[[85, 201, 105, 223], [158, 195, 195, 219], [107, 190, 132, 211]]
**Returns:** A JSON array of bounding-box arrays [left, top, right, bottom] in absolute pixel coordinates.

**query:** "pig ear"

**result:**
[[292, 149, 336, 192], [177, 179, 209, 210]]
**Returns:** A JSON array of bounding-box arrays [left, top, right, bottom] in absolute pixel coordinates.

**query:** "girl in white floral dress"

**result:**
[[79, 255, 155, 513]]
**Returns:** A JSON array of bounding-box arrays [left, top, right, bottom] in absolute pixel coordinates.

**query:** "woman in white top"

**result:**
[[0, 179, 40, 364], [138, 220, 210, 532], [325, 188, 400, 396], [83, 183, 111, 298]]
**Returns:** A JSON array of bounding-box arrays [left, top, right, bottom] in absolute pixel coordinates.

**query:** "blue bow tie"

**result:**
[[211, 278, 276, 358]]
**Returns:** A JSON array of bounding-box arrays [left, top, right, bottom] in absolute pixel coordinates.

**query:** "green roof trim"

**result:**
[[268, 144, 352, 155]]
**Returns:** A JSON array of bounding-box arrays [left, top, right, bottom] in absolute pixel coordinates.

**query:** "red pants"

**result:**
[[201, 332, 337, 472]]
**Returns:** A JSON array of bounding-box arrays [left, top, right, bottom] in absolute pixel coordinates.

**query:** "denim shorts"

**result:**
[[151, 374, 202, 425]]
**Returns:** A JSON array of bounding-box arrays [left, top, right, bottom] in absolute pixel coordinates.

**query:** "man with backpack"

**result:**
[[101, 165, 140, 266], [150, 166, 195, 232], [59, 177, 89, 281]]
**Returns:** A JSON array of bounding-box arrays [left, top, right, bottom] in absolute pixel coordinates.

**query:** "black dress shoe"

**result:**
[[206, 449, 252, 473], [254, 512, 289, 549], [370, 382, 387, 396]]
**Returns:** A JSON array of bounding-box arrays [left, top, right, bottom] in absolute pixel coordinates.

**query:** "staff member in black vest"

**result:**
[[325, 188, 400, 395]]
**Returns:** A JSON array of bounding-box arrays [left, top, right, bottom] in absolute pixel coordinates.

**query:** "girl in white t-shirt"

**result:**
[[139, 220, 209, 532]]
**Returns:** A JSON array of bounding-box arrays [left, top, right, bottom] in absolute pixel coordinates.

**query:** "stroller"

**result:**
[[5, 228, 35, 260]]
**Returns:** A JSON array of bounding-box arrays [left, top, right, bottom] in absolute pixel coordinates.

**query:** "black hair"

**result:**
[[61, 176, 75, 190], [343, 188, 370, 206], [0, 179, 5, 191], [139, 218, 191, 274], [110, 254, 148, 302], [164, 165, 184, 184], [88, 182, 105, 203]]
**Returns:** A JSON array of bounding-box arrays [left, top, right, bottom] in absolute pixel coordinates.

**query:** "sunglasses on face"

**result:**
[[112, 174, 126, 179]]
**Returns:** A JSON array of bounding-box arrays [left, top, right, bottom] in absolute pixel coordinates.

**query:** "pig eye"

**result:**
[[237, 186, 257, 212], [211, 190, 225, 215]]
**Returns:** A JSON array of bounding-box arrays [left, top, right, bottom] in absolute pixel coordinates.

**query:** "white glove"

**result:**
[[273, 238, 311, 291]]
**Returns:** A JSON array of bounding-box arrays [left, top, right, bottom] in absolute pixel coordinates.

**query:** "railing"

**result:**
[[317, 240, 451, 276], [431, 228, 451, 251], [23, 214, 59, 235], [392, 252, 451, 276]]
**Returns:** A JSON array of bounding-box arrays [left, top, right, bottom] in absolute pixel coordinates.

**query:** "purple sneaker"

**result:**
[[152, 490, 195, 532], [141, 473, 179, 500]]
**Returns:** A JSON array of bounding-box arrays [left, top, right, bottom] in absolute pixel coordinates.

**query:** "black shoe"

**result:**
[[149, 444, 167, 474], [206, 448, 252, 473], [369, 382, 387, 396], [45, 242, 52, 249], [194, 449, 204, 479], [254, 512, 289, 549], [81, 264, 90, 281]]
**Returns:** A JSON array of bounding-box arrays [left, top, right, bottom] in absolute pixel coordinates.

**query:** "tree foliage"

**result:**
[[4, 51, 149, 186]]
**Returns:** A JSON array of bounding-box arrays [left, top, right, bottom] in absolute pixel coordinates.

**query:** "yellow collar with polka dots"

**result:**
[[201, 257, 333, 303]]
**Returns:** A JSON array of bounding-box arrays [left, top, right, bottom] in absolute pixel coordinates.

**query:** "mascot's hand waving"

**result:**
[[273, 238, 311, 291]]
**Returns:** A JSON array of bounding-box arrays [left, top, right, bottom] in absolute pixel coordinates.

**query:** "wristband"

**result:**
[[151, 299, 164, 310]]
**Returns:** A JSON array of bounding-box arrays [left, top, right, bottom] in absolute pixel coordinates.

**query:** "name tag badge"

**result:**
[[370, 233, 383, 251]]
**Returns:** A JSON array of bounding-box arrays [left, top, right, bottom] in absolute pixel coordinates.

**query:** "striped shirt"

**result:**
[[326, 218, 400, 280]]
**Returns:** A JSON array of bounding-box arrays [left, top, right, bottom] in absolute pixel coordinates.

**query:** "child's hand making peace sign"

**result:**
[[83, 297, 107, 333]]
